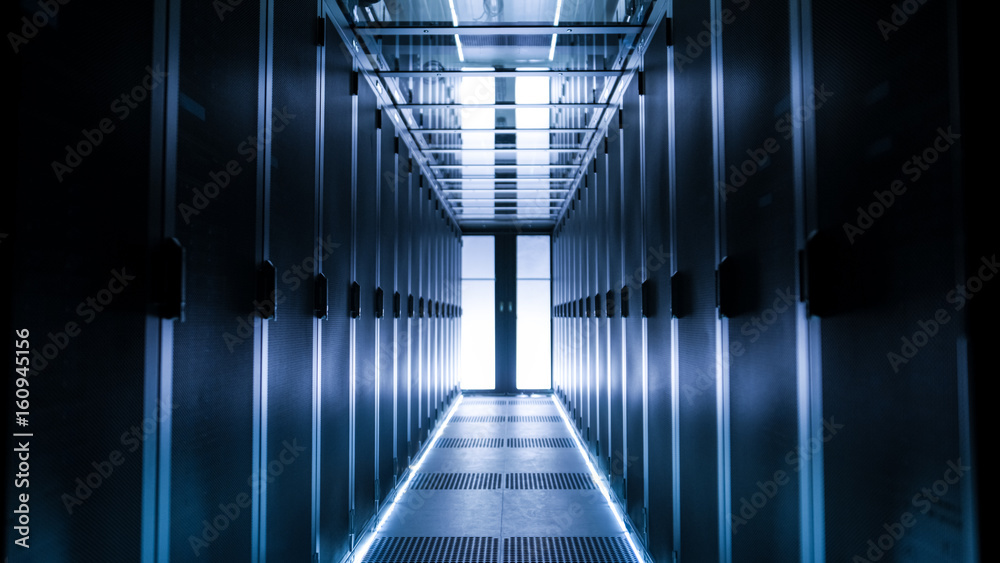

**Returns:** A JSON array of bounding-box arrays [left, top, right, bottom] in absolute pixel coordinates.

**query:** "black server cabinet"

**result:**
[[721, 2, 802, 560], [607, 116, 626, 503], [420, 184, 432, 438], [377, 117, 397, 505], [810, 1, 972, 561], [556, 228, 563, 400], [566, 217, 575, 413], [168, 1, 263, 560], [622, 77, 647, 531], [263, 1, 320, 560], [408, 180, 423, 456], [444, 233, 455, 402], [596, 150, 612, 477], [673, 0, 723, 560], [10, 2, 160, 560], [588, 159, 601, 455], [396, 146, 412, 476], [319, 21, 354, 562], [429, 214, 438, 423], [353, 77, 379, 532], [643, 21, 677, 562]]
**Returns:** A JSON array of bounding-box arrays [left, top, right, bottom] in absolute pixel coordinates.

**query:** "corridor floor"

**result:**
[[358, 395, 643, 563]]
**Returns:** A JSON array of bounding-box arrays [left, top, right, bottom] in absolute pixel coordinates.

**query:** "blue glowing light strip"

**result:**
[[349, 395, 465, 562], [550, 395, 650, 562]]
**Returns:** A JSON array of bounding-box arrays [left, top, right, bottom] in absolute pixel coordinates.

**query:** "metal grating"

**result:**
[[508, 399, 553, 405], [506, 473, 595, 490], [503, 537, 638, 563], [459, 35, 553, 48], [410, 473, 503, 489], [462, 399, 508, 405], [437, 438, 505, 448], [507, 416, 563, 423], [364, 537, 499, 563], [507, 438, 575, 448], [451, 416, 506, 423]]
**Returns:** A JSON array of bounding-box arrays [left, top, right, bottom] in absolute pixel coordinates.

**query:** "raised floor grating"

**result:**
[[438, 438, 505, 448], [410, 472, 503, 489], [451, 416, 506, 423], [508, 416, 562, 423], [364, 537, 498, 563], [503, 537, 637, 563], [462, 399, 507, 405], [508, 399, 553, 405], [507, 438, 575, 448], [506, 473, 595, 489]]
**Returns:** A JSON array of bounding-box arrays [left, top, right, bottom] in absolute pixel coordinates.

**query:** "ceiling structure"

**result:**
[[328, 0, 669, 231]]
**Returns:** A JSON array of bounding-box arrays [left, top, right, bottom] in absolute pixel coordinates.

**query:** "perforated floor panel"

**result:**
[[363, 537, 499, 562], [508, 416, 563, 423], [503, 537, 638, 563], [508, 438, 575, 448], [452, 415, 507, 423], [410, 473, 504, 489], [506, 473, 595, 490], [367, 395, 643, 561], [439, 438, 506, 448]]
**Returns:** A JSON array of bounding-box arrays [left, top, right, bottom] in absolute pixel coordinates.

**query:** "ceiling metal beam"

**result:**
[[355, 25, 643, 36], [380, 70, 619, 78], [425, 148, 587, 153], [457, 214, 557, 217], [437, 177, 574, 182], [412, 128, 596, 134], [449, 196, 567, 200], [397, 103, 604, 109], [552, 10, 673, 225], [430, 164, 578, 169], [441, 189, 571, 193]]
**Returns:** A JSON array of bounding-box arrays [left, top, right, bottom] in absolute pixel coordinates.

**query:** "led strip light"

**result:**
[[348, 395, 466, 562], [550, 395, 651, 563]]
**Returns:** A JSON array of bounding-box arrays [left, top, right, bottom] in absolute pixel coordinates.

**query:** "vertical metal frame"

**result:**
[[312, 4, 327, 558], [790, 0, 823, 560], [709, 0, 732, 559], [638, 51, 651, 545], [373, 100, 382, 512], [150, 0, 177, 559], [347, 37, 359, 545], [253, 0, 275, 559], [666, 1, 682, 556]]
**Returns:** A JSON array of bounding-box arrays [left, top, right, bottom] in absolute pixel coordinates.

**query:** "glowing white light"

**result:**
[[351, 395, 465, 562], [551, 396, 648, 562], [448, 0, 460, 27], [455, 35, 465, 62], [549, 0, 564, 60]]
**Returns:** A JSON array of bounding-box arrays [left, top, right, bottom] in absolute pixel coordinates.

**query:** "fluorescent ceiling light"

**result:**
[[549, 0, 564, 60]]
